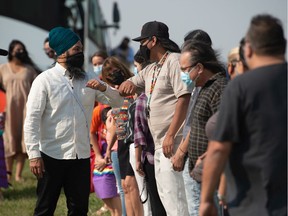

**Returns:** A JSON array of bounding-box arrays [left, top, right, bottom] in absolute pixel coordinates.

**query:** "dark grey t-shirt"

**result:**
[[213, 63, 287, 216]]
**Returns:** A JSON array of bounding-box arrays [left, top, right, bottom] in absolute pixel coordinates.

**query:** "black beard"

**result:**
[[66, 65, 86, 80]]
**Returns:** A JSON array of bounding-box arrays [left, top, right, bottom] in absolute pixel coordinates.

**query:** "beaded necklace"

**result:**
[[146, 51, 170, 117]]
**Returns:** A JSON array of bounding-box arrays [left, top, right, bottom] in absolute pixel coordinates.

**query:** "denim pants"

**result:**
[[190, 178, 201, 216], [183, 159, 194, 216], [111, 151, 127, 216], [190, 177, 221, 216]]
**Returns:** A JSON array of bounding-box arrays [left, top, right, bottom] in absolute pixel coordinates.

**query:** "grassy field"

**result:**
[[0, 162, 110, 216]]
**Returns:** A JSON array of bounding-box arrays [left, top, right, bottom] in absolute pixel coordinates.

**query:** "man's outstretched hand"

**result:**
[[118, 80, 136, 96]]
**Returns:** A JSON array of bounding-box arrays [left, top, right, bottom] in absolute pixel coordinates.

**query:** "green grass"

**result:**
[[0, 162, 110, 216]]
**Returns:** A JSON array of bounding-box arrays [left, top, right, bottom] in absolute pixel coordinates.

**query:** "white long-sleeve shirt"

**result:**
[[24, 63, 123, 160]]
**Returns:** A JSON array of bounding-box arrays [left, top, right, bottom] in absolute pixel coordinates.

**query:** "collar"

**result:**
[[55, 62, 71, 77], [155, 51, 170, 68], [204, 72, 226, 87]]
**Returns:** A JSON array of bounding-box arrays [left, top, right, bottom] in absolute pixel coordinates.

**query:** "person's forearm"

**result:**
[[201, 140, 231, 203], [90, 132, 102, 158], [199, 151, 207, 160], [218, 173, 227, 199], [101, 84, 124, 107], [106, 131, 117, 152], [179, 130, 190, 153], [166, 94, 190, 137], [135, 146, 142, 163]]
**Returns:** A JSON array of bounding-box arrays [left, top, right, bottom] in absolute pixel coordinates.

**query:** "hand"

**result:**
[[162, 134, 174, 158], [29, 157, 45, 179], [199, 201, 218, 216], [104, 150, 112, 164], [219, 201, 228, 210], [118, 80, 136, 96], [95, 158, 106, 172], [218, 194, 227, 209], [171, 150, 185, 172], [86, 79, 106, 92], [195, 156, 203, 167], [136, 161, 145, 177]]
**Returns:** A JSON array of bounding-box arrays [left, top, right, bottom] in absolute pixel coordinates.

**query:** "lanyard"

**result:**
[[147, 51, 170, 115]]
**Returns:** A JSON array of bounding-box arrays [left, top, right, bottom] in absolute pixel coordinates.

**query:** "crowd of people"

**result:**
[[0, 13, 286, 216]]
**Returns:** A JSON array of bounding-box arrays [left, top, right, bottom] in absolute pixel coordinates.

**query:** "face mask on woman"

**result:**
[[107, 70, 126, 85], [93, 65, 102, 77]]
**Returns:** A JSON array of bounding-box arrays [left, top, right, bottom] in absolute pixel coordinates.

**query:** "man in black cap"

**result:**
[[119, 21, 190, 215], [24, 27, 122, 216]]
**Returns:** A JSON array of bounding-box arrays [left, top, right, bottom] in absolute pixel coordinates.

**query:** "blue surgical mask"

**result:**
[[133, 66, 138, 76], [93, 65, 102, 77], [181, 71, 194, 91]]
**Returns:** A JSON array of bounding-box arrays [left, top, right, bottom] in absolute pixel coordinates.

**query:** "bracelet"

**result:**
[[30, 157, 41, 162], [179, 146, 186, 154], [100, 82, 107, 92]]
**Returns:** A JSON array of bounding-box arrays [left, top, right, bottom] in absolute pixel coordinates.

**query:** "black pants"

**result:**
[[34, 152, 90, 216], [143, 158, 167, 216], [117, 140, 134, 179]]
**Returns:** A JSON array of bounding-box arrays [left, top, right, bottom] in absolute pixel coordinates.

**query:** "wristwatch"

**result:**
[[217, 193, 226, 201], [100, 81, 107, 92]]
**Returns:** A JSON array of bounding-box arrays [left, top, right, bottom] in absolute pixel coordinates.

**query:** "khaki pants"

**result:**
[[154, 148, 189, 216]]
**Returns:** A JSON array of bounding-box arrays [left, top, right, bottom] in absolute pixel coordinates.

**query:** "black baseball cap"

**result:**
[[0, 49, 8, 56], [132, 21, 170, 41]]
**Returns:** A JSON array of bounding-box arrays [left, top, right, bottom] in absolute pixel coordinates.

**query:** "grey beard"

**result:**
[[67, 65, 86, 80]]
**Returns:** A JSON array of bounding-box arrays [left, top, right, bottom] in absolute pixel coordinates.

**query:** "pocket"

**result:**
[[156, 75, 171, 94], [81, 87, 95, 106]]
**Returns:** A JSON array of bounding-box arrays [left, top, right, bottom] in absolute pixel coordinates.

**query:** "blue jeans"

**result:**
[[191, 178, 201, 216], [182, 159, 194, 216], [190, 177, 221, 216], [111, 151, 127, 216]]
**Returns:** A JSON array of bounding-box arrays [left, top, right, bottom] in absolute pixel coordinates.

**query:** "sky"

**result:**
[[0, 0, 286, 69], [99, 0, 287, 62]]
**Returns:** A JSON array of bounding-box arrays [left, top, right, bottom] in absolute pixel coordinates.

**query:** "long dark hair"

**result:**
[[8, 40, 41, 74], [134, 49, 150, 69], [182, 40, 225, 73], [184, 29, 212, 46], [157, 37, 181, 53]]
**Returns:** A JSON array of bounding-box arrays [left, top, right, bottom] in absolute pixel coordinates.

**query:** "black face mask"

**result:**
[[107, 70, 126, 85], [66, 52, 85, 80], [15, 51, 28, 62], [66, 52, 84, 69], [139, 45, 151, 62]]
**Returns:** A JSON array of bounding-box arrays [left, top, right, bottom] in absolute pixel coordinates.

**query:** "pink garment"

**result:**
[[0, 63, 37, 157]]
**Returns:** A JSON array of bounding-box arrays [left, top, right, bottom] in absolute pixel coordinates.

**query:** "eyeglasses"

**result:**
[[230, 60, 240, 67], [181, 64, 197, 73]]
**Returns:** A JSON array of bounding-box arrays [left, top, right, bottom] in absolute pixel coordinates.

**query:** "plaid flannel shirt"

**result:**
[[134, 93, 155, 165], [188, 72, 227, 171]]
